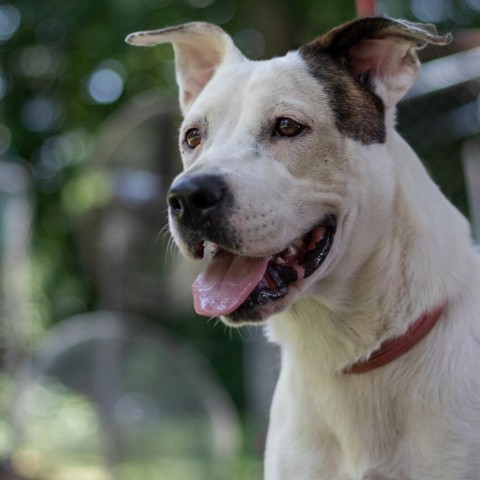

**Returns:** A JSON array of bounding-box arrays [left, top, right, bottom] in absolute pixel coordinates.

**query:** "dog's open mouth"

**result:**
[[191, 215, 336, 318]]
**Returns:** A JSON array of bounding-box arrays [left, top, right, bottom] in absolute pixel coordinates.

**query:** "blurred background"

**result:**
[[0, 0, 479, 479]]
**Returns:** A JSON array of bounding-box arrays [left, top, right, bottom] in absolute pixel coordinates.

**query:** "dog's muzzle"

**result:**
[[167, 173, 336, 323]]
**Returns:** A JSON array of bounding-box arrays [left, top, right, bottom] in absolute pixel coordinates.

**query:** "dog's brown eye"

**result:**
[[275, 117, 304, 137], [185, 128, 202, 149]]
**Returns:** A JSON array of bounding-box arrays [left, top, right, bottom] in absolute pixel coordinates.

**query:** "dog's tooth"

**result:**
[[275, 257, 287, 265], [287, 246, 298, 257], [207, 242, 222, 258], [293, 238, 303, 248]]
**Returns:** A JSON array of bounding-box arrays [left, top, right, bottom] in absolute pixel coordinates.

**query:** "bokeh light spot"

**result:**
[[203, 0, 236, 24], [19, 45, 53, 78], [0, 5, 20, 43], [87, 68, 124, 104], [21, 97, 63, 133], [234, 28, 265, 59], [410, 0, 449, 22]]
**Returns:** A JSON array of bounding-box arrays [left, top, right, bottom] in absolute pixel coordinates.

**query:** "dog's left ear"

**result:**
[[303, 17, 451, 108], [126, 22, 245, 114]]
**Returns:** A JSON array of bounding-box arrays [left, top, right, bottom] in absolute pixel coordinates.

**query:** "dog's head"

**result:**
[[126, 18, 449, 326]]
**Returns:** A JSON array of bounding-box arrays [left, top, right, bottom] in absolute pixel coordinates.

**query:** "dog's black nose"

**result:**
[[167, 174, 226, 221]]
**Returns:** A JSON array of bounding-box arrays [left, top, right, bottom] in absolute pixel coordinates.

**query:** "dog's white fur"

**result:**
[[127, 19, 480, 479]]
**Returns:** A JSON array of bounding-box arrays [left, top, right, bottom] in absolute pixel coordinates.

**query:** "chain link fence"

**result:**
[[398, 41, 480, 239]]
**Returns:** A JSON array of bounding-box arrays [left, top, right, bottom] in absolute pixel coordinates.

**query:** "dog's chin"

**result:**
[[221, 285, 301, 326], [187, 214, 337, 327]]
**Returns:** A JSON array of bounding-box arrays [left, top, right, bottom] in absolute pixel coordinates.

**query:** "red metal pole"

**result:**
[[355, 0, 377, 17]]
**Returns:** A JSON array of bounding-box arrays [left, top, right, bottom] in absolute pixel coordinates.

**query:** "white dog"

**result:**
[[127, 17, 480, 480]]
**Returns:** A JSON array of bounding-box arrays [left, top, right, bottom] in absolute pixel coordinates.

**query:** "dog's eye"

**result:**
[[274, 117, 304, 137], [185, 128, 202, 149]]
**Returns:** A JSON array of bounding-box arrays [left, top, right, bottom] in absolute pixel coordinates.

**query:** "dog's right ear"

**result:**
[[126, 22, 245, 114]]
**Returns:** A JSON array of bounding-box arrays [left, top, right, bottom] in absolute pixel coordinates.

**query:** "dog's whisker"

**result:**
[[166, 235, 175, 256], [164, 237, 173, 270], [221, 323, 229, 337], [236, 327, 247, 343], [155, 224, 170, 247], [246, 325, 258, 341]]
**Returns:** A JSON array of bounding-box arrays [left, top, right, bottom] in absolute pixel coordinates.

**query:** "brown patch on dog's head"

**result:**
[[300, 17, 451, 145], [299, 47, 385, 145]]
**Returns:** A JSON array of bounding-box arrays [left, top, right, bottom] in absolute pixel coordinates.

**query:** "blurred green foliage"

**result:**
[[0, 0, 358, 413]]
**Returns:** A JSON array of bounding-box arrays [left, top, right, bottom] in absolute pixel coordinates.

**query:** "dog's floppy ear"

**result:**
[[305, 17, 451, 108], [126, 22, 244, 114]]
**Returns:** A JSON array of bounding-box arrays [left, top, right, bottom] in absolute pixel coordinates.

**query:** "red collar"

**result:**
[[344, 303, 447, 374]]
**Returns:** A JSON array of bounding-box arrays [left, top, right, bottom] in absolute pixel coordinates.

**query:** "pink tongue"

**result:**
[[192, 253, 268, 317]]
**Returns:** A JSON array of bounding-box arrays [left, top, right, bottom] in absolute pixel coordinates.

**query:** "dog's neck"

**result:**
[[267, 129, 473, 375]]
